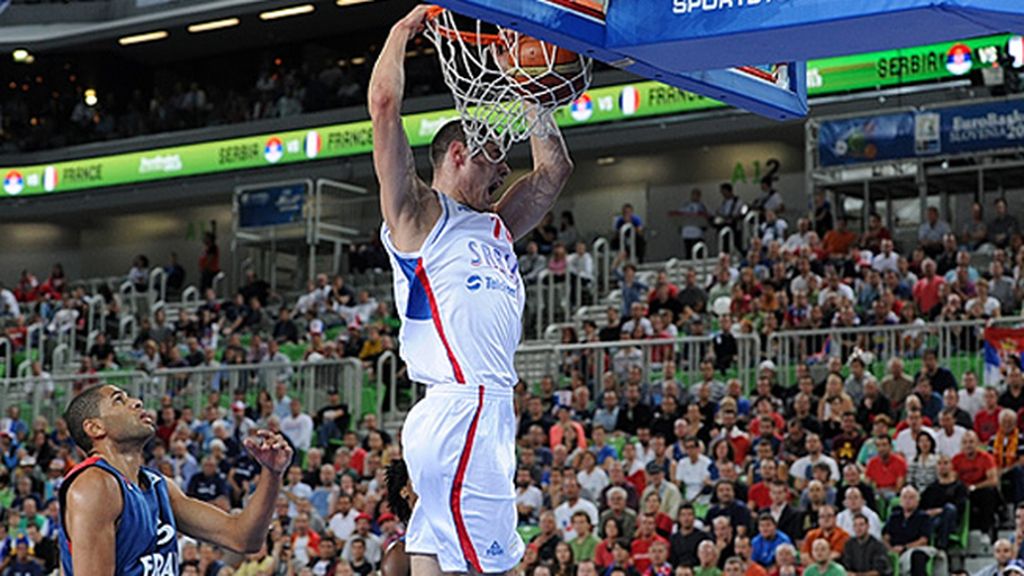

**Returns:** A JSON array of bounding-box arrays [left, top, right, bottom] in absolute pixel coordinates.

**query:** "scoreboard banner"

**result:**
[[1, 33, 1021, 198]]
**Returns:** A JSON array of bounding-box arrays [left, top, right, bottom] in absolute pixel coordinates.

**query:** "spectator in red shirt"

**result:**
[[631, 514, 669, 574], [975, 386, 1002, 443], [911, 259, 944, 319], [643, 540, 673, 576], [952, 430, 1000, 538], [748, 459, 778, 512], [864, 434, 906, 499]]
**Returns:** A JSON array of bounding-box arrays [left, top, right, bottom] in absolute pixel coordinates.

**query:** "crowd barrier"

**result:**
[[0, 359, 364, 427]]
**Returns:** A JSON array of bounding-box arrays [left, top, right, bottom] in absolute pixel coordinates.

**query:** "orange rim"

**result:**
[[426, 6, 506, 46]]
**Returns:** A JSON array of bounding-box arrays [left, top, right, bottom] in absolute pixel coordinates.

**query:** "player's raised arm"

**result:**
[[64, 468, 122, 576], [369, 5, 439, 252], [492, 113, 574, 240], [168, 430, 292, 553]]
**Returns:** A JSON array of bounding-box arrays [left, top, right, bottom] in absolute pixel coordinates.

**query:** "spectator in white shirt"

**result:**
[[516, 468, 544, 525], [281, 398, 314, 453], [871, 239, 900, 274], [567, 241, 595, 284], [836, 487, 882, 539], [934, 408, 968, 458], [789, 433, 840, 490], [958, 371, 985, 418], [328, 493, 359, 544], [576, 451, 609, 502], [675, 436, 712, 502], [782, 218, 812, 254], [554, 474, 600, 541], [284, 465, 313, 517], [0, 284, 19, 317]]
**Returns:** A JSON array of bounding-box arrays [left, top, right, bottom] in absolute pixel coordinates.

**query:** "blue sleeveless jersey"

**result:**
[[59, 456, 179, 576]]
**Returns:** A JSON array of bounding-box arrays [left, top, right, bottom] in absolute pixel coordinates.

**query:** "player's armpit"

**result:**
[[65, 468, 123, 576]]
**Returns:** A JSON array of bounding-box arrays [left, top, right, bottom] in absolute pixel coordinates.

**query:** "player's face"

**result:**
[[463, 142, 510, 210], [97, 386, 155, 445]]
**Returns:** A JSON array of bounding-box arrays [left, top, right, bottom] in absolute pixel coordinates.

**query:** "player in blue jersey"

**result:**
[[381, 459, 415, 576], [58, 385, 292, 576], [369, 6, 573, 576]]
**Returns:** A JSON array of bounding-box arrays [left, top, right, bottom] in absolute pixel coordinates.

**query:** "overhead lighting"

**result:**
[[12, 49, 30, 63], [118, 30, 169, 45], [187, 18, 240, 33], [84, 89, 98, 107], [597, 156, 617, 166], [349, 56, 367, 66], [336, 0, 373, 5], [259, 4, 314, 20]]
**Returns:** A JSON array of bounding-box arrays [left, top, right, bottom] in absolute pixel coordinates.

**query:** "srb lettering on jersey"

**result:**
[[467, 240, 519, 282], [140, 551, 177, 576]]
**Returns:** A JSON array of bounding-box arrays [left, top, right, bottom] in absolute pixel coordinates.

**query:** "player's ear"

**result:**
[[83, 417, 105, 443], [448, 139, 468, 168]]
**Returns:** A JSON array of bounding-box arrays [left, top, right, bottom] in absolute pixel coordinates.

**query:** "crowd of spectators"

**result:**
[[3, 172, 1024, 576], [0, 38, 446, 153], [524, 192, 1024, 389]]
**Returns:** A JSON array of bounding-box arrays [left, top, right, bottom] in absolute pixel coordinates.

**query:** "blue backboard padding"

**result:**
[[432, 0, 1024, 120], [606, 0, 1024, 72]]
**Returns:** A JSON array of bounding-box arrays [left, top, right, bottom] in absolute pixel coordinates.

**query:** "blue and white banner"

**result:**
[[237, 184, 305, 229], [819, 98, 1024, 167]]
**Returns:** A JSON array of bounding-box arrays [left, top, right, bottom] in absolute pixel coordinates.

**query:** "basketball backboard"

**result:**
[[432, 0, 1024, 121]]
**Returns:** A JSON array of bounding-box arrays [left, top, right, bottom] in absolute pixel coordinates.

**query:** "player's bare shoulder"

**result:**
[[64, 467, 123, 527]]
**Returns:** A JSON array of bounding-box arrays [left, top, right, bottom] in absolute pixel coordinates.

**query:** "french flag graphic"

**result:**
[[44, 166, 58, 192], [304, 131, 322, 159], [620, 86, 641, 116]]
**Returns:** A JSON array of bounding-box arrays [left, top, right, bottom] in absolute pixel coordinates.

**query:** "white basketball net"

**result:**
[[425, 8, 593, 163]]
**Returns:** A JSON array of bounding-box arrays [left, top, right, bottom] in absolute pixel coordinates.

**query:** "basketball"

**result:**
[[502, 36, 587, 106]]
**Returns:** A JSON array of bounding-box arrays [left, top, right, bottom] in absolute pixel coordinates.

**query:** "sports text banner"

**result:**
[[1, 34, 1020, 197]]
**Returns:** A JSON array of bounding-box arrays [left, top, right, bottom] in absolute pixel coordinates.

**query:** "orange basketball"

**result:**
[[503, 36, 586, 106]]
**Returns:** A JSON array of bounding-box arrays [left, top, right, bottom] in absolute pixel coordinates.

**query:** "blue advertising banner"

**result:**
[[818, 112, 917, 167], [238, 184, 305, 228], [940, 100, 1024, 155], [819, 99, 1024, 167]]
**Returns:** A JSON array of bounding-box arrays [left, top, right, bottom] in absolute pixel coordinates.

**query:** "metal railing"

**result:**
[[592, 237, 612, 298], [3, 358, 364, 426], [766, 316, 1024, 386], [619, 222, 637, 263], [515, 332, 762, 396], [742, 212, 759, 252], [718, 226, 735, 256], [148, 268, 167, 312]]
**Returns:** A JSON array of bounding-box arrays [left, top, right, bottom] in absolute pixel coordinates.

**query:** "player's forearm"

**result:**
[[369, 20, 415, 118], [529, 118, 574, 190], [235, 468, 285, 552]]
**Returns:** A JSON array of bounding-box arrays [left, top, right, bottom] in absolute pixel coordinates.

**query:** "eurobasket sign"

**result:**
[[1, 33, 1021, 198], [818, 98, 1024, 167]]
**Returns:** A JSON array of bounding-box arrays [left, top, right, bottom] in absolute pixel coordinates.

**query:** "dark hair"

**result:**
[[64, 385, 108, 454], [385, 458, 412, 524], [758, 512, 776, 524], [915, 431, 937, 456], [430, 120, 467, 169], [720, 183, 733, 193]]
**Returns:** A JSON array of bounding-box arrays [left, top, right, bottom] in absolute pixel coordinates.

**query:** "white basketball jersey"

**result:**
[[381, 192, 525, 388]]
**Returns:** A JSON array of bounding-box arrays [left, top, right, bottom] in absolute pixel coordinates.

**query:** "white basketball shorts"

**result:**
[[401, 383, 523, 574]]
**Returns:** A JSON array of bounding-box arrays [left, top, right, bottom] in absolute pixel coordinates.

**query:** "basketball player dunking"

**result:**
[[58, 385, 292, 576], [369, 6, 574, 575]]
